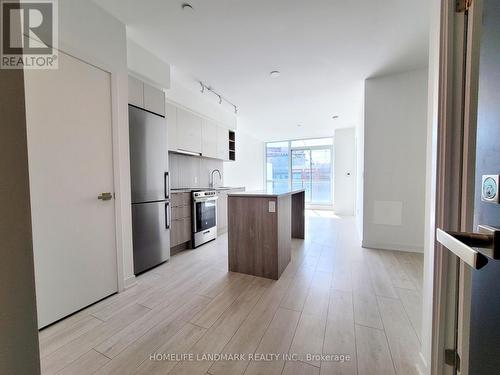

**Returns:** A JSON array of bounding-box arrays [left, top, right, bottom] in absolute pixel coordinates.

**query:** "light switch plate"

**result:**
[[268, 201, 276, 213], [482, 175, 499, 203]]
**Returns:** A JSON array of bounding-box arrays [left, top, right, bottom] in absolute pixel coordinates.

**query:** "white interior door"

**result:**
[[24, 51, 118, 328]]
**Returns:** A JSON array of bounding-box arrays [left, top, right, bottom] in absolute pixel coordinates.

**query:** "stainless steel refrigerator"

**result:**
[[129, 105, 170, 275]]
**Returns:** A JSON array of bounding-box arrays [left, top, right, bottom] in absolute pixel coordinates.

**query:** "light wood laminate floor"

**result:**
[[39, 211, 424, 375]]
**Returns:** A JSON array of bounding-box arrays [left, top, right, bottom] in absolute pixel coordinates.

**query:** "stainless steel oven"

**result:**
[[192, 190, 218, 247]]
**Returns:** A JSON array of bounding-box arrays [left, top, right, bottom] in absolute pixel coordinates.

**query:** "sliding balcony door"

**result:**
[[291, 149, 312, 201], [291, 147, 333, 205], [266, 138, 333, 207]]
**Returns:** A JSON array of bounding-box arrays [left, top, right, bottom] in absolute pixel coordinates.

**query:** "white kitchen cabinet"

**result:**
[[144, 83, 165, 116], [128, 75, 144, 108], [163, 100, 235, 161], [202, 119, 218, 158], [177, 108, 202, 154], [217, 188, 245, 235], [217, 191, 228, 235], [166, 102, 178, 151], [217, 126, 229, 160], [128, 75, 166, 117]]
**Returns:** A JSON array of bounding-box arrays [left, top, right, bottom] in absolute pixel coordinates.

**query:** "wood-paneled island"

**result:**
[[227, 188, 305, 280]]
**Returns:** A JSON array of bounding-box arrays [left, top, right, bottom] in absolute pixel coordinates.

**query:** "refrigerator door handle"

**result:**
[[164, 172, 170, 199], [436, 226, 499, 269], [165, 202, 170, 229]]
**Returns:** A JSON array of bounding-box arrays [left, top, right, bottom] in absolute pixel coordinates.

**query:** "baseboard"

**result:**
[[123, 275, 137, 290], [362, 241, 424, 253]]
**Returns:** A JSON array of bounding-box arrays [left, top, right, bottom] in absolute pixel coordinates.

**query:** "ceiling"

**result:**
[[94, 0, 430, 141]]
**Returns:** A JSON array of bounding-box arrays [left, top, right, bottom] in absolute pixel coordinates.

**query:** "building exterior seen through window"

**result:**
[[266, 138, 333, 206]]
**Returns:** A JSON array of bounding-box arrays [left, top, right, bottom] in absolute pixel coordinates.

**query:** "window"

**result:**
[[266, 138, 333, 205]]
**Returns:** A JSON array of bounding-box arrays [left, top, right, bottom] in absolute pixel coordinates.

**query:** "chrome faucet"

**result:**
[[210, 169, 222, 188]]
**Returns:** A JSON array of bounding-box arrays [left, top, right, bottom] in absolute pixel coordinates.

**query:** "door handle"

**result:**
[[164, 172, 170, 199], [165, 202, 170, 229], [98, 192, 113, 201], [436, 225, 499, 269]]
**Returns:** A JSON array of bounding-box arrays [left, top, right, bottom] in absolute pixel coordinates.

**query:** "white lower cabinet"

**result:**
[[217, 188, 245, 235], [217, 191, 228, 235]]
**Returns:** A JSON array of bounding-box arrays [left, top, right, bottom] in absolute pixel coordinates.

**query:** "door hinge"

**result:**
[[456, 0, 472, 12], [445, 349, 461, 371]]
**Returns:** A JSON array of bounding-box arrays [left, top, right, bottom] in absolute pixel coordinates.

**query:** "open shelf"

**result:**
[[228, 130, 236, 161]]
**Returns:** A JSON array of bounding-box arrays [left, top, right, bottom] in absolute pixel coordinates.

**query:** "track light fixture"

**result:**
[[199, 81, 239, 115]]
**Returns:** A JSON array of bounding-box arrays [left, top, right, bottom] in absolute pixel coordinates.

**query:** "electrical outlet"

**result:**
[[194, 176, 198, 184], [268, 201, 276, 213]]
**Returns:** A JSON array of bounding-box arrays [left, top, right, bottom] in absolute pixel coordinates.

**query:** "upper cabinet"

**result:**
[[202, 119, 218, 159], [176, 108, 202, 155], [217, 127, 229, 161], [163, 97, 235, 161], [128, 75, 144, 108], [128, 74, 165, 117], [128, 75, 234, 161], [144, 84, 165, 116], [166, 102, 178, 151]]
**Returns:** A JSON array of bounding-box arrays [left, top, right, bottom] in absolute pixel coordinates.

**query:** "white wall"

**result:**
[[334, 128, 356, 215], [363, 68, 428, 253], [127, 38, 170, 89], [223, 129, 264, 191]]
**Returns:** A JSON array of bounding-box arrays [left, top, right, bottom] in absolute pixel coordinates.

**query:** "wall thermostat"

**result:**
[[481, 175, 499, 203]]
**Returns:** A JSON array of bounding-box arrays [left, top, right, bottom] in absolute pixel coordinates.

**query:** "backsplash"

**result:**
[[169, 152, 224, 188]]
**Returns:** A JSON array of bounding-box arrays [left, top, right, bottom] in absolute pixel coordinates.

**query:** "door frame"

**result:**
[[429, 0, 484, 374], [46, 39, 131, 292]]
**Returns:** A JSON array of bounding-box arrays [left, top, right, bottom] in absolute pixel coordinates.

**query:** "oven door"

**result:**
[[194, 198, 217, 233]]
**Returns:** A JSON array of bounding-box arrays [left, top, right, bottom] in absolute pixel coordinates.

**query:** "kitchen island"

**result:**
[[227, 188, 305, 280]]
